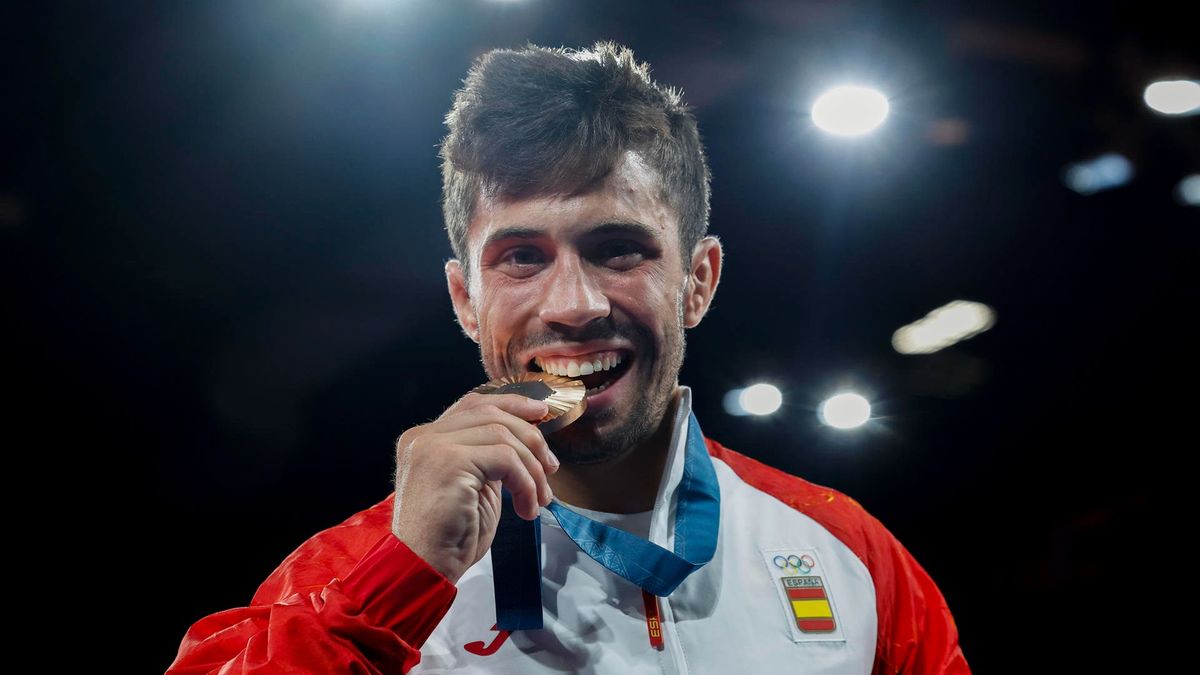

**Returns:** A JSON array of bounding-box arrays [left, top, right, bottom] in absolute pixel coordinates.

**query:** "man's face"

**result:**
[[447, 152, 717, 464]]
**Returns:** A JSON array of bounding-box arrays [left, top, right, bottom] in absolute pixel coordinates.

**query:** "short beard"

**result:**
[[546, 386, 666, 465], [546, 298, 687, 466]]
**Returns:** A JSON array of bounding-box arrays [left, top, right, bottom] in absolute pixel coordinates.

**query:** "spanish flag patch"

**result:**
[[781, 576, 836, 633], [761, 548, 846, 643]]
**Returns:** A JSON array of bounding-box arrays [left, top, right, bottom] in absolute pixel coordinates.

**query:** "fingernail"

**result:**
[[547, 449, 560, 469]]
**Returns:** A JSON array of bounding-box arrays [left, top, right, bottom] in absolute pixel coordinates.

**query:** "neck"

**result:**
[[548, 390, 681, 513]]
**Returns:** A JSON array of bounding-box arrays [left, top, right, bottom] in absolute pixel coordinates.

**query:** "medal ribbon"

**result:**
[[493, 412, 720, 630]]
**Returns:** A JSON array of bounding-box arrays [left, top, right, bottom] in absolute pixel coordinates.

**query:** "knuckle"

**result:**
[[405, 434, 430, 454], [529, 428, 548, 450], [456, 392, 487, 411], [395, 426, 420, 450], [505, 444, 523, 465]]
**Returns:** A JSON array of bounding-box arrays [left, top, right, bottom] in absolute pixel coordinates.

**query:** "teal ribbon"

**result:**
[[493, 412, 721, 629]]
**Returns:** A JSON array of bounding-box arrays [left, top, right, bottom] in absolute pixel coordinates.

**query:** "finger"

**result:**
[[447, 392, 549, 423], [472, 444, 541, 520], [437, 424, 552, 507], [433, 406, 559, 476]]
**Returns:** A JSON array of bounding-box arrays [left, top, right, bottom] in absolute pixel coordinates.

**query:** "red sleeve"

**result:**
[[863, 519, 969, 675], [705, 439, 970, 675], [168, 500, 457, 674]]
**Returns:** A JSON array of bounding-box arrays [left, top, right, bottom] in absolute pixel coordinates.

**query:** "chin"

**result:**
[[546, 416, 627, 465], [548, 382, 668, 466]]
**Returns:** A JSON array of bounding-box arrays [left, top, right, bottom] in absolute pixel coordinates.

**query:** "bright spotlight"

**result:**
[[739, 384, 783, 416], [819, 393, 871, 429], [1177, 174, 1200, 206], [811, 85, 890, 136], [1143, 79, 1200, 116], [723, 388, 748, 416], [1063, 153, 1134, 195], [893, 300, 996, 355]]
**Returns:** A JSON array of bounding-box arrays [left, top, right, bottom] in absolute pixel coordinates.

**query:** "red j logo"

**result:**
[[464, 624, 512, 657]]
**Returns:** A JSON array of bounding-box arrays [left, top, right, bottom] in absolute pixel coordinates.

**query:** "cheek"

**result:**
[[609, 268, 680, 326], [476, 286, 539, 358], [478, 310, 510, 354], [478, 285, 528, 326]]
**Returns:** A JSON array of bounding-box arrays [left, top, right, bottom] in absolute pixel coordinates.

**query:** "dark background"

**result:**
[[9, 1, 1195, 672]]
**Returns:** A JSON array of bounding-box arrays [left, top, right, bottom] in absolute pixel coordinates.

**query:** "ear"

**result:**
[[445, 259, 480, 343], [683, 236, 723, 328]]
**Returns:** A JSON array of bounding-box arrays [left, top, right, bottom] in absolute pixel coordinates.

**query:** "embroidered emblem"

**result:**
[[772, 553, 815, 575], [761, 548, 846, 643], [780, 576, 836, 633]]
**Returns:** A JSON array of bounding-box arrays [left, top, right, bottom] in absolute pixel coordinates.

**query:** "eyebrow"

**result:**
[[585, 221, 661, 241], [480, 220, 662, 255]]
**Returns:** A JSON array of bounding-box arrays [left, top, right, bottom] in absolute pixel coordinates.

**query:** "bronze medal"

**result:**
[[472, 372, 587, 433]]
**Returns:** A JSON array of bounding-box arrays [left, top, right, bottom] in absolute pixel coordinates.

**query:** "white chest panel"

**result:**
[[411, 458, 878, 675]]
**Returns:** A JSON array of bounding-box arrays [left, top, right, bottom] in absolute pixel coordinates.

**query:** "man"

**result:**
[[170, 42, 969, 674]]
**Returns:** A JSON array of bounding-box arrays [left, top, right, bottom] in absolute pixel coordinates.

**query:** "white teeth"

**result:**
[[534, 351, 625, 377]]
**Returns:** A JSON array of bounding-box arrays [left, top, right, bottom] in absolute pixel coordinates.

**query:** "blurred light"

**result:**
[[723, 388, 748, 416], [893, 300, 996, 355], [811, 85, 890, 136], [819, 393, 871, 429], [1143, 79, 1200, 115], [1063, 153, 1133, 195], [1177, 174, 1200, 206], [739, 384, 783, 416]]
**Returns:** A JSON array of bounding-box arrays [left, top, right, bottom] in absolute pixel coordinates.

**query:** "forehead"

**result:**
[[468, 151, 679, 255]]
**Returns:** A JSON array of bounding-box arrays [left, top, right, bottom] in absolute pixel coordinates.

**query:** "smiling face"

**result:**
[[446, 151, 721, 465]]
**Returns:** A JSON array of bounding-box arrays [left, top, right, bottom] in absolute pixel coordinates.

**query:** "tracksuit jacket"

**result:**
[[169, 389, 969, 674]]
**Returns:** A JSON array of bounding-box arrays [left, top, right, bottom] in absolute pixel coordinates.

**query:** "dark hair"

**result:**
[[440, 42, 711, 275]]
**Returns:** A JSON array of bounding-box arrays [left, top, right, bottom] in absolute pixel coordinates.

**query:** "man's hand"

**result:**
[[391, 392, 559, 583]]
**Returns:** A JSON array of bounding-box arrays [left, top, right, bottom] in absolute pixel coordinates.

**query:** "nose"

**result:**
[[537, 253, 610, 329]]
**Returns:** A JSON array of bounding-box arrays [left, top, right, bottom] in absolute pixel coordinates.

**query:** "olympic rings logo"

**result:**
[[772, 554, 815, 575]]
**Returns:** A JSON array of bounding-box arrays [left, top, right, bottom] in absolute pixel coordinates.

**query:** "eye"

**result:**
[[593, 239, 646, 270], [496, 245, 547, 277]]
